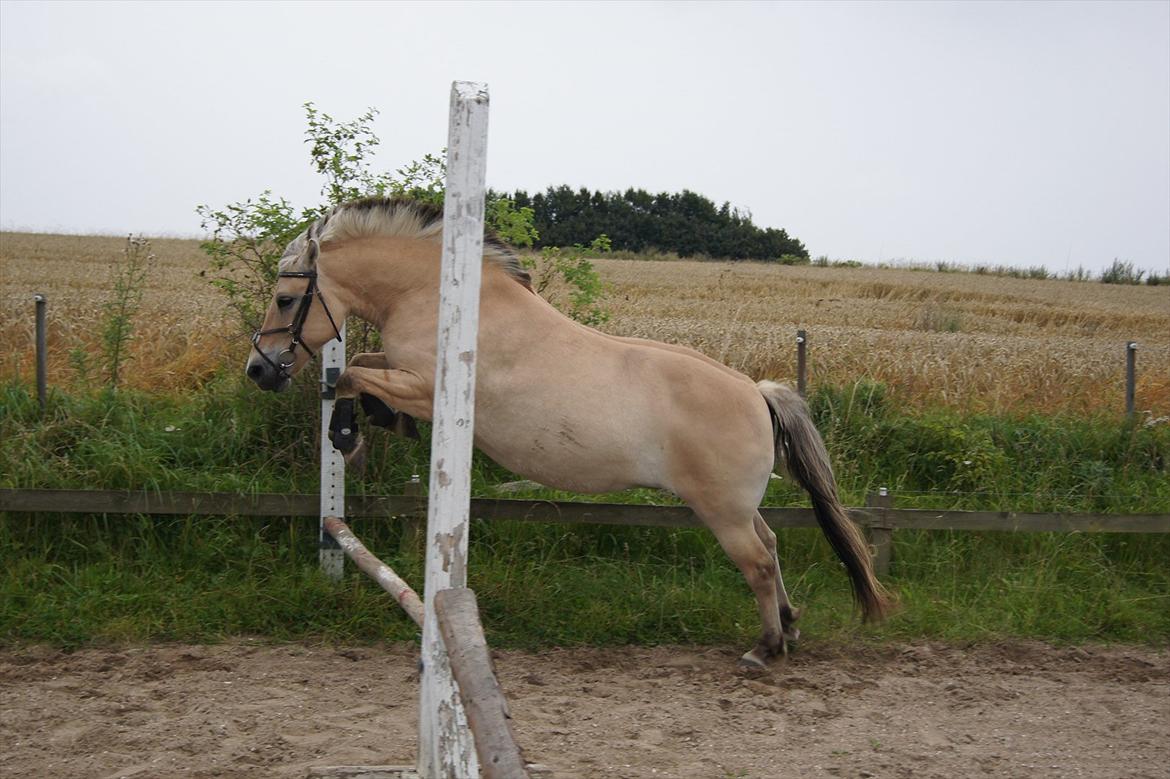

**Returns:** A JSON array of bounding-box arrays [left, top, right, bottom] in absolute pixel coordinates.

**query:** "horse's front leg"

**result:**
[[328, 365, 431, 469], [325, 353, 388, 469], [348, 352, 390, 369], [342, 353, 421, 439], [338, 365, 431, 422]]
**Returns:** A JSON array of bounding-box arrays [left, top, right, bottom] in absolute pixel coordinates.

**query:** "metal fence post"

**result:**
[[1125, 341, 1137, 417], [399, 474, 425, 556], [319, 322, 347, 582], [796, 329, 807, 398], [866, 487, 893, 577], [34, 293, 47, 411]]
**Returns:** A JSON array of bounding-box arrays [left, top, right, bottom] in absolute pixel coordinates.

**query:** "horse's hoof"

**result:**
[[738, 648, 769, 670], [739, 632, 792, 669], [342, 436, 368, 474]]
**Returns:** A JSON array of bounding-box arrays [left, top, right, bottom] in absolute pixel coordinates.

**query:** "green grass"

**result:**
[[2, 376, 1168, 649]]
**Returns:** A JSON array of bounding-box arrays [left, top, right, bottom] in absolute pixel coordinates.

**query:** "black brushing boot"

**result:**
[[360, 393, 420, 439], [328, 398, 359, 453]]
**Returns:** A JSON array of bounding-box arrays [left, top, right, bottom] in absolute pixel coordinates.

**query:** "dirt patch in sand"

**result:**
[[1, 640, 1166, 779]]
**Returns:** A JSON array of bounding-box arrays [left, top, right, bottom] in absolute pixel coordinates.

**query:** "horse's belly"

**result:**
[[474, 419, 659, 494]]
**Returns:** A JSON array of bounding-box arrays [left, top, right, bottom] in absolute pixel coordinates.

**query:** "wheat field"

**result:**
[[2, 231, 1167, 414]]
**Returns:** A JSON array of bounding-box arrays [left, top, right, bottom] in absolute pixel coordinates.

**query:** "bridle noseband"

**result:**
[[250, 270, 342, 381]]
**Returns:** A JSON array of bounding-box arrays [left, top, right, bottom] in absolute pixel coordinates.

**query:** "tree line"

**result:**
[[500, 186, 808, 261]]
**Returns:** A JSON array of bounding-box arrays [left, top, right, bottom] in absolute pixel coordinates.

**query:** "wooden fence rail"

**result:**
[[3, 488, 1167, 535], [7, 486, 1167, 580], [3, 487, 1168, 579]]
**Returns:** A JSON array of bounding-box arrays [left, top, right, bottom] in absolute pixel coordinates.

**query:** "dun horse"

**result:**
[[246, 197, 893, 667]]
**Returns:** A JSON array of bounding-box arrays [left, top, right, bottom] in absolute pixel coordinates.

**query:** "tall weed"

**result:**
[[100, 236, 154, 388]]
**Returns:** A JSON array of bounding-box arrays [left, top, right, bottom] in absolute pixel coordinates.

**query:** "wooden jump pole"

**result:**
[[435, 588, 531, 779], [418, 80, 491, 779], [322, 515, 424, 627]]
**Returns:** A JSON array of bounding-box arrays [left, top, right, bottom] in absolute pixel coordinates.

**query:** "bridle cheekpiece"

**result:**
[[250, 268, 342, 382]]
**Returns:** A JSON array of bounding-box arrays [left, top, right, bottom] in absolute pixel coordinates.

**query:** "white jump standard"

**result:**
[[249, 82, 534, 778]]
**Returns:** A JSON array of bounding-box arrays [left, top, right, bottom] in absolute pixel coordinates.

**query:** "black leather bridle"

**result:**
[[250, 270, 342, 381]]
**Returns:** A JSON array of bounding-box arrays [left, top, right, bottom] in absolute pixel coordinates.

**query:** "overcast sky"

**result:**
[[1, 1, 1167, 273]]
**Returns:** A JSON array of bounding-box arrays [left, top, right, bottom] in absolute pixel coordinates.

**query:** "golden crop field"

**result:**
[[1, 233, 234, 391], [2, 231, 1168, 415]]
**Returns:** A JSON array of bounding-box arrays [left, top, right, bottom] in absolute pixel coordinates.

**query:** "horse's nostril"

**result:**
[[247, 363, 264, 379]]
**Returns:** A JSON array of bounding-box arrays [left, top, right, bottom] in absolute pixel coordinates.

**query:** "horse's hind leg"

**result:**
[[753, 512, 801, 644], [690, 501, 786, 668]]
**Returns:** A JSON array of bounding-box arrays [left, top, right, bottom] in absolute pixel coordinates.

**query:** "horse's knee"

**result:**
[[334, 366, 383, 399], [334, 369, 360, 397], [348, 352, 389, 370]]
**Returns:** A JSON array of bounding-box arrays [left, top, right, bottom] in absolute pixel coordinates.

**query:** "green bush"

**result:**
[[1100, 258, 1145, 285], [197, 102, 588, 334], [524, 235, 611, 326]]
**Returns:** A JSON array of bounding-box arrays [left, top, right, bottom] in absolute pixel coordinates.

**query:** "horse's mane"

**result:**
[[279, 196, 533, 291]]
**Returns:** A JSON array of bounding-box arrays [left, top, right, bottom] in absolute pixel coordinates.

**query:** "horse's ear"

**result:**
[[305, 219, 324, 264]]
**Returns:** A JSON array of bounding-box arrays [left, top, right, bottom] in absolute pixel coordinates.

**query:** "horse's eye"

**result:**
[[277, 295, 295, 310]]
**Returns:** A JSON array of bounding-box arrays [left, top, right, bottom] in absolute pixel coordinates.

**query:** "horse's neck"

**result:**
[[328, 235, 543, 365], [327, 237, 437, 319]]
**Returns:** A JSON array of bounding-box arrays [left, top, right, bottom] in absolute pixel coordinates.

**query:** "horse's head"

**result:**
[[246, 220, 345, 392]]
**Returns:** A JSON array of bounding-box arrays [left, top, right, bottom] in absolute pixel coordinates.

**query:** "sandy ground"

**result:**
[[0, 640, 1166, 779]]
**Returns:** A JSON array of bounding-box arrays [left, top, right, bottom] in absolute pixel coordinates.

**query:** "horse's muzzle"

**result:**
[[245, 354, 291, 392]]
